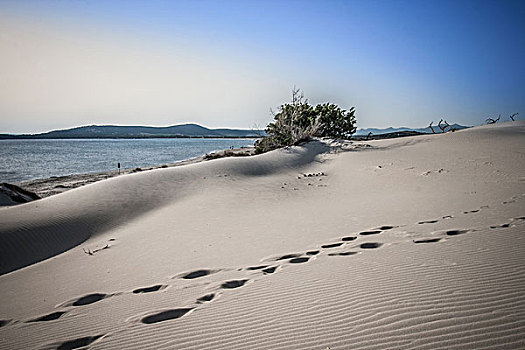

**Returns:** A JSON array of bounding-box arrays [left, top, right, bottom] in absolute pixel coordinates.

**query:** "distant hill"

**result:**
[[0, 123, 471, 140], [355, 124, 470, 136], [0, 124, 263, 139]]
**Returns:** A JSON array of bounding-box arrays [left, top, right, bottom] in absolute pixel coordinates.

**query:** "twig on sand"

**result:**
[[83, 244, 109, 256]]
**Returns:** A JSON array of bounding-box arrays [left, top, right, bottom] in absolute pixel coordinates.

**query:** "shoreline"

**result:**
[[4, 131, 432, 201], [12, 146, 255, 200]]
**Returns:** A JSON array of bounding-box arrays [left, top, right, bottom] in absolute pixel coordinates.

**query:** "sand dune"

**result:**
[[0, 121, 524, 349]]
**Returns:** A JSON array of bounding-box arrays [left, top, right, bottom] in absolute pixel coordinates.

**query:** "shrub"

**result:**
[[255, 88, 356, 153], [315, 103, 356, 139]]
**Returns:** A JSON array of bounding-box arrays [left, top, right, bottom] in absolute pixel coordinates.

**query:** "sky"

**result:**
[[0, 0, 524, 133]]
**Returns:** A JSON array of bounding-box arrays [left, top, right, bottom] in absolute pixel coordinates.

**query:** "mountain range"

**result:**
[[0, 124, 262, 139], [0, 123, 470, 139]]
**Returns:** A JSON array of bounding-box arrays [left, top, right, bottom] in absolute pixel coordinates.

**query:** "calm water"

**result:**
[[0, 138, 255, 183]]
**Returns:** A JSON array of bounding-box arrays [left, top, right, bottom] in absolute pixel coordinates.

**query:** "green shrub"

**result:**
[[315, 103, 356, 139], [255, 88, 356, 153]]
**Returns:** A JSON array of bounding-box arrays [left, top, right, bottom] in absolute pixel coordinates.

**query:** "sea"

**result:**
[[0, 138, 255, 183]]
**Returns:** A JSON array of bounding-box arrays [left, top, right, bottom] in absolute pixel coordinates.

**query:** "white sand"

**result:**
[[0, 121, 524, 349]]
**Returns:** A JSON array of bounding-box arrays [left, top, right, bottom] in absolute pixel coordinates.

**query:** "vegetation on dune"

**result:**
[[255, 88, 357, 154]]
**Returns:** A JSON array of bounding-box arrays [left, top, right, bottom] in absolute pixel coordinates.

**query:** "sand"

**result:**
[[10, 146, 255, 199], [0, 121, 524, 349]]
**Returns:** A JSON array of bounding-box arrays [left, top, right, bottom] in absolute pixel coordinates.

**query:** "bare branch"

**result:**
[[429, 121, 436, 134], [251, 123, 264, 138], [438, 119, 446, 133], [486, 114, 501, 124], [443, 120, 451, 131]]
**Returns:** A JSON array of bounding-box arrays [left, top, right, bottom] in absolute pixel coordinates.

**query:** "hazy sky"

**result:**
[[1, 0, 524, 133]]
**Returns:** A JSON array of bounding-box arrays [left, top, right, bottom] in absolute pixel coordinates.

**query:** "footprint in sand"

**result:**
[[445, 229, 469, 236], [27, 311, 67, 323], [221, 280, 249, 289], [418, 220, 439, 224], [413, 238, 441, 244], [197, 293, 216, 303], [321, 242, 343, 248], [463, 210, 479, 214], [328, 251, 358, 257], [377, 225, 395, 230], [262, 266, 277, 274], [359, 242, 382, 249], [132, 284, 167, 294], [274, 253, 302, 261], [341, 236, 357, 241], [0, 319, 12, 327], [289, 257, 309, 264], [178, 269, 218, 280], [244, 264, 279, 274], [490, 223, 510, 229], [141, 308, 194, 324], [48, 334, 105, 350], [306, 250, 320, 256], [61, 293, 111, 307], [359, 230, 381, 236]]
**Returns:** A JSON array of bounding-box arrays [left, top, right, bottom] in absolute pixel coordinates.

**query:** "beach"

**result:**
[[0, 121, 524, 349], [9, 146, 255, 199]]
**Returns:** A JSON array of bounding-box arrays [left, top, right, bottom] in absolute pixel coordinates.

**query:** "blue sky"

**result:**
[[0, 0, 523, 133]]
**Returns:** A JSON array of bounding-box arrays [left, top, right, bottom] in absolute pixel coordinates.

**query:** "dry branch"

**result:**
[[429, 121, 436, 134], [486, 115, 501, 124]]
